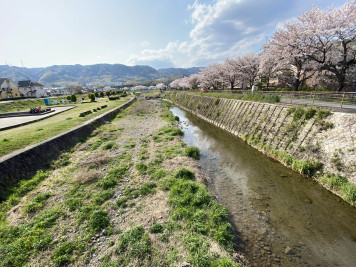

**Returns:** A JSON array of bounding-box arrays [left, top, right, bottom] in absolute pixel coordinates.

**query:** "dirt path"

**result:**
[[1, 98, 245, 267]]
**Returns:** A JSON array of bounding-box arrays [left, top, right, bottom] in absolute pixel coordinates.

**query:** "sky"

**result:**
[[0, 0, 348, 69]]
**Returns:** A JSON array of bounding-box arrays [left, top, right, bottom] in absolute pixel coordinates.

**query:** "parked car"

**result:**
[[200, 88, 208, 92]]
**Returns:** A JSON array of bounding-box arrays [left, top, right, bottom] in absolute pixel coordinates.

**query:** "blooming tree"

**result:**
[[156, 83, 166, 90], [238, 54, 260, 88], [222, 58, 241, 90], [263, 21, 316, 91], [298, 1, 356, 91], [169, 77, 190, 90], [188, 74, 200, 90], [198, 63, 223, 90], [259, 52, 278, 89]]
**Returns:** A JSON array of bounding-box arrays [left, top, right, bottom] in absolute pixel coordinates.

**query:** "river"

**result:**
[[170, 106, 356, 267]]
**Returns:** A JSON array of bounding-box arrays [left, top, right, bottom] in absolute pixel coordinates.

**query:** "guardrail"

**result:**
[[181, 90, 356, 109]]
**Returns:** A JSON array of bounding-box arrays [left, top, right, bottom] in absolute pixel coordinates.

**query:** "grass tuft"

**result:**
[[184, 146, 200, 160]]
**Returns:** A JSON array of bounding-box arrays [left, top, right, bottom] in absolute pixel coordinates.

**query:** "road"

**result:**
[[280, 98, 356, 113]]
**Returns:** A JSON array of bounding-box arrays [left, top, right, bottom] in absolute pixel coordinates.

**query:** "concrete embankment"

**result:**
[[0, 97, 136, 197], [166, 92, 356, 186]]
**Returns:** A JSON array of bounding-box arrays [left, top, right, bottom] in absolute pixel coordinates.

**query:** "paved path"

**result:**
[[280, 98, 356, 113], [0, 106, 75, 130]]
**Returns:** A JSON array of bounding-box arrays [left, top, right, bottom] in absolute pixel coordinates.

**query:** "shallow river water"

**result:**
[[170, 106, 356, 267]]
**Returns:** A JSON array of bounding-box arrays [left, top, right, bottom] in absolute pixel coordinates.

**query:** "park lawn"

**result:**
[[0, 97, 70, 113], [0, 97, 129, 157]]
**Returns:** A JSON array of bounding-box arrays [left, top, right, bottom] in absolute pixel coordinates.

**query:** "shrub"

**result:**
[[158, 126, 184, 137], [174, 167, 195, 180], [89, 209, 110, 231], [136, 162, 148, 174], [116, 197, 128, 208], [97, 176, 117, 189], [293, 107, 305, 121], [304, 107, 316, 120], [151, 168, 167, 180], [25, 192, 52, 213], [89, 93, 95, 102], [319, 175, 348, 190], [317, 109, 332, 120], [70, 94, 77, 103], [124, 187, 140, 199], [53, 242, 77, 266], [341, 184, 356, 205], [102, 141, 116, 150], [65, 197, 83, 211], [93, 189, 115, 205], [89, 139, 105, 151], [184, 146, 200, 160], [139, 182, 157, 196], [116, 225, 151, 262], [149, 223, 164, 234], [108, 165, 128, 179]]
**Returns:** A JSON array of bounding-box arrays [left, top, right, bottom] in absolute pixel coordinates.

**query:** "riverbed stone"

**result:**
[[284, 246, 293, 255]]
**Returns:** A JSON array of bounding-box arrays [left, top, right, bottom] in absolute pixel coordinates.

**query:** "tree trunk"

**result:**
[[230, 81, 234, 90]]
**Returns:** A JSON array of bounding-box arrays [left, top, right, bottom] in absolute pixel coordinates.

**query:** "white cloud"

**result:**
[[129, 0, 292, 68], [140, 41, 150, 47]]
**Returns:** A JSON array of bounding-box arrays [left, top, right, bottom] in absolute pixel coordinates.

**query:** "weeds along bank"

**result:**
[[0, 97, 136, 198], [0, 99, 243, 267], [165, 92, 356, 206]]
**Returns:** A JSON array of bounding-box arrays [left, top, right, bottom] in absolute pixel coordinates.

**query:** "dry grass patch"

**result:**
[[79, 153, 111, 168], [73, 169, 102, 184]]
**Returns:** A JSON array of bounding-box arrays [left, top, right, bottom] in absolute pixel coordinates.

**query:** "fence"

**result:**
[[186, 90, 356, 109]]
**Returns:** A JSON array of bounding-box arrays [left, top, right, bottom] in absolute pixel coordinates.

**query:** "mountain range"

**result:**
[[0, 64, 200, 86]]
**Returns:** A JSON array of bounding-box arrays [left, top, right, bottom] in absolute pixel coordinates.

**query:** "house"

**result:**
[[0, 78, 21, 99], [18, 80, 47, 98]]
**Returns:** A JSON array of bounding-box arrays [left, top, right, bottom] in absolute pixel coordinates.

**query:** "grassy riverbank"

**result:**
[[0, 97, 128, 157], [0, 99, 242, 266]]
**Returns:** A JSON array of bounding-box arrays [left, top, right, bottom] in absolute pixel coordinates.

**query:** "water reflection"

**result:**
[[171, 106, 356, 267]]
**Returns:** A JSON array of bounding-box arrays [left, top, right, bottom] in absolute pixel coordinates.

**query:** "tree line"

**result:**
[[170, 1, 356, 92]]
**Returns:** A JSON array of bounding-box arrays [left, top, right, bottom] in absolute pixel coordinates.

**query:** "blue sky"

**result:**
[[0, 0, 347, 69]]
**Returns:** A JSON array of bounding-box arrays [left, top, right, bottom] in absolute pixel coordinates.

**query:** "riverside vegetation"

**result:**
[[0, 96, 127, 157], [0, 98, 242, 266]]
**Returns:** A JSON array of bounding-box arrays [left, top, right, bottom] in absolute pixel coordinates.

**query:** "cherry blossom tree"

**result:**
[[198, 63, 223, 90], [222, 58, 241, 90], [238, 54, 260, 88], [169, 77, 190, 90], [263, 21, 316, 91], [298, 1, 356, 91], [156, 83, 166, 90], [259, 52, 278, 89], [169, 79, 180, 90], [188, 74, 200, 90]]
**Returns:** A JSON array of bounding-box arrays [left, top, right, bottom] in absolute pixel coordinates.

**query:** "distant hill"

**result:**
[[0, 64, 200, 86]]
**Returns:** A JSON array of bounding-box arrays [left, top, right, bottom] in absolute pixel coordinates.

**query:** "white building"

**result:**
[[18, 80, 47, 98]]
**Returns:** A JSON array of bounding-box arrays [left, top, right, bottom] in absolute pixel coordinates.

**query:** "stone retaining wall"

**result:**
[[166, 92, 356, 184], [0, 97, 136, 198]]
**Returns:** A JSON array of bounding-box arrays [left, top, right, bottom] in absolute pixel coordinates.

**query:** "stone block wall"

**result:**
[[166, 92, 356, 184]]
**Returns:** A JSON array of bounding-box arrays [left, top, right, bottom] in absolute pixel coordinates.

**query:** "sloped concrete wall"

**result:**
[[166, 92, 356, 184]]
